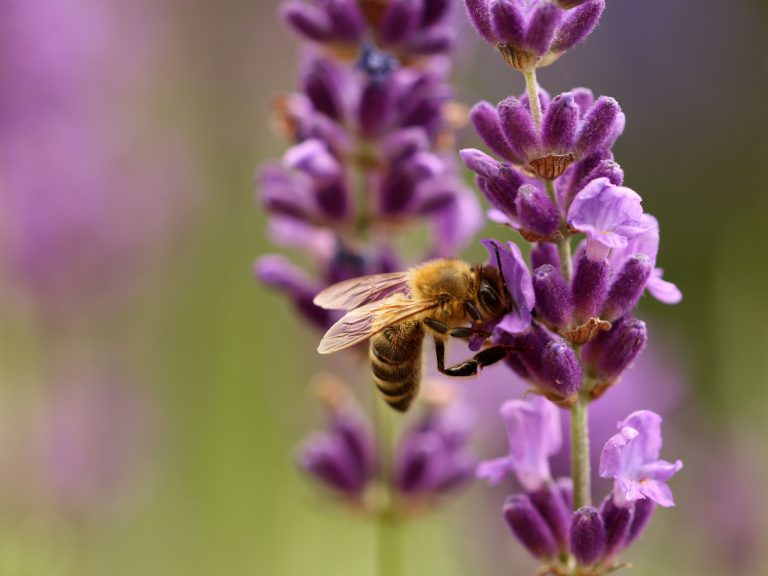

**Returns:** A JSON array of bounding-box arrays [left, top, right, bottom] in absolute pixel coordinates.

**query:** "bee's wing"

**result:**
[[313, 272, 410, 311], [317, 295, 438, 354]]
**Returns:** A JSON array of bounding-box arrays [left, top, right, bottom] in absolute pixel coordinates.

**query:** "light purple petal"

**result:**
[[599, 426, 639, 478], [481, 239, 535, 333], [476, 456, 515, 485], [647, 270, 683, 304], [638, 479, 676, 507], [568, 178, 646, 262]]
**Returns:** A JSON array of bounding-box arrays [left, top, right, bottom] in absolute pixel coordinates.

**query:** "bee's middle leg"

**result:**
[[434, 338, 517, 377]]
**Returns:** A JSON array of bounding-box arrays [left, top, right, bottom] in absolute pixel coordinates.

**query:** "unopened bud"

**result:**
[[602, 254, 652, 321], [570, 506, 606, 566], [503, 494, 559, 560], [533, 264, 573, 328]]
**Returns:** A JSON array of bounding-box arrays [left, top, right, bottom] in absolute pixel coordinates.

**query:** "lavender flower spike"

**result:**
[[477, 396, 561, 491], [599, 410, 683, 507], [568, 178, 649, 262]]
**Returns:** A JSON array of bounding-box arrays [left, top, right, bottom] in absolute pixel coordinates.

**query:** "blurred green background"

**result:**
[[1, 0, 767, 575]]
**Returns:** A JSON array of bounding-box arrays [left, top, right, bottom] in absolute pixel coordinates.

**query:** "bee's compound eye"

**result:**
[[479, 283, 501, 313]]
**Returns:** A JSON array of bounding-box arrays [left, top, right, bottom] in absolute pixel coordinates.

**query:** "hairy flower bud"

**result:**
[[602, 254, 653, 321], [503, 494, 559, 560], [572, 251, 609, 322], [529, 483, 572, 551], [583, 317, 648, 384], [540, 337, 582, 399], [533, 264, 573, 328], [600, 495, 634, 559], [515, 184, 560, 238], [570, 506, 606, 566]]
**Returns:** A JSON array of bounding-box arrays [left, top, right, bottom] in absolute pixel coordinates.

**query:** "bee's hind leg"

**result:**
[[434, 338, 517, 377]]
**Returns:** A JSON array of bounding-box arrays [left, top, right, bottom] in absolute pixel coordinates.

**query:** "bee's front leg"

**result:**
[[423, 318, 488, 339], [433, 338, 518, 377]]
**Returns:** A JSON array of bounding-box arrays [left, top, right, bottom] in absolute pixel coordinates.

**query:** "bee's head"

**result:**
[[469, 264, 512, 322]]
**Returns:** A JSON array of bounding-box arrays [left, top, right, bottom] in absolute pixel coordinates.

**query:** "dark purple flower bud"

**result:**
[[383, 128, 430, 162], [525, 2, 563, 56], [422, 0, 451, 27], [540, 337, 582, 398], [299, 399, 375, 496], [407, 25, 456, 55], [574, 96, 621, 157], [533, 264, 573, 328], [396, 401, 475, 496], [531, 242, 560, 270], [302, 59, 345, 122], [498, 97, 540, 161], [625, 498, 655, 547], [464, 0, 498, 44], [503, 494, 559, 560], [358, 79, 396, 138], [530, 482, 572, 550], [556, 150, 613, 210], [326, 0, 366, 41], [542, 93, 579, 155], [572, 250, 609, 322], [583, 317, 648, 383], [491, 0, 525, 47], [570, 506, 606, 566], [281, 2, 333, 43], [515, 184, 560, 238], [552, 0, 605, 53], [460, 149, 526, 219], [602, 254, 653, 321], [470, 101, 524, 164], [600, 495, 634, 559], [380, 0, 423, 45]]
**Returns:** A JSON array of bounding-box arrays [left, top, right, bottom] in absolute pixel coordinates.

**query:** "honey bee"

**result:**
[[314, 249, 517, 411]]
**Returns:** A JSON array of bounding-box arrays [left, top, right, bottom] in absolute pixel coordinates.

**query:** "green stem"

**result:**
[[570, 395, 591, 510], [544, 180, 573, 282], [373, 398, 401, 576], [523, 69, 543, 129]]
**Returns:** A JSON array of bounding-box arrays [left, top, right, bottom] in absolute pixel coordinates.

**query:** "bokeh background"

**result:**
[[1, 0, 767, 574]]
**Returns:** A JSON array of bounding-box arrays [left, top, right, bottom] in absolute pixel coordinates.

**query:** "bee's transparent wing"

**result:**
[[313, 272, 410, 311], [317, 295, 437, 354]]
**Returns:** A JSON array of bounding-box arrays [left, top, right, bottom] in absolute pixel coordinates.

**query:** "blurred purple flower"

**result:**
[[282, 0, 457, 57], [599, 410, 683, 508]]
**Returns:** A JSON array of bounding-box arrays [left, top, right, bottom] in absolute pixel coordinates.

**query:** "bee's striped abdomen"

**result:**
[[369, 320, 424, 412]]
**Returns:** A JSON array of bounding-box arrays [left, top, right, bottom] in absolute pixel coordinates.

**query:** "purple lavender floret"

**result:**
[[282, 0, 456, 57], [464, 0, 605, 71], [396, 401, 476, 495], [480, 239, 535, 336], [299, 397, 376, 497], [569, 506, 606, 566], [599, 410, 683, 507], [465, 89, 623, 180], [567, 177, 647, 262], [583, 316, 648, 386], [477, 396, 561, 491], [503, 493, 560, 560]]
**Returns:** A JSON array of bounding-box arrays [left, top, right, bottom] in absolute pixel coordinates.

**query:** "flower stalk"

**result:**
[[570, 395, 591, 510]]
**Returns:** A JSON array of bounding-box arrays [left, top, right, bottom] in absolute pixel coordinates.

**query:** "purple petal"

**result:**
[[481, 239, 535, 334], [542, 92, 579, 154], [464, 0, 498, 44], [470, 101, 524, 164], [574, 96, 621, 157], [380, 0, 423, 44], [326, 0, 366, 41], [476, 456, 515, 485], [491, 0, 525, 46], [567, 178, 646, 262], [281, 2, 332, 42], [647, 270, 683, 304], [599, 426, 639, 479], [283, 139, 341, 182], [552, 0, 605, 53], [498, 96, 541, 162], [524, 1, 563, 56]]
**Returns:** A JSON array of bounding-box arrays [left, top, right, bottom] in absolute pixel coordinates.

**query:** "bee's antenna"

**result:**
[[492, 241, 509, 297]]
